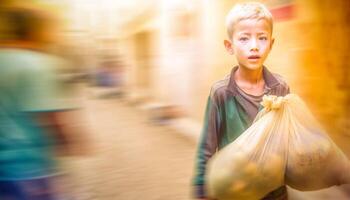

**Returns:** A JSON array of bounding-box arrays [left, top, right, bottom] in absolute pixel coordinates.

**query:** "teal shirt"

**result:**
[[193, 66, 290, 198], [0, 49, 68, 180]]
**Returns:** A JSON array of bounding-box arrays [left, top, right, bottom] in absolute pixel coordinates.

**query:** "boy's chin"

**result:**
[[239, 63, 263, 71]]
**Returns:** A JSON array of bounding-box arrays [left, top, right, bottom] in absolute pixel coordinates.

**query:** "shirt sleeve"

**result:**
[[286, 84, 291, 94], [273, 73, 291, 96], [192, 94, 222, 198]]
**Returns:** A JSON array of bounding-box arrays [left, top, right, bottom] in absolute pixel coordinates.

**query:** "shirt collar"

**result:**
[[227, 65, 280, 95]]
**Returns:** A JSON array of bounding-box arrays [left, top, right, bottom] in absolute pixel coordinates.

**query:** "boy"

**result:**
[[192, 2, 290, 200]]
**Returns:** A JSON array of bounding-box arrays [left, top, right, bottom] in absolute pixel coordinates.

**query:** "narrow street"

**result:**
[[61, 92, 196, 200], [0, 1, 348, 200]]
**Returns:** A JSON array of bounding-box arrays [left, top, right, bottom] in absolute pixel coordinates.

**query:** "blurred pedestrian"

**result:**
[[0, 6, 79, 200]]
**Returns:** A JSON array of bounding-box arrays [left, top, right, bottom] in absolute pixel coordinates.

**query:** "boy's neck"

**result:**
[[234, 65, 265, 96], [235, 66, 264, 85]]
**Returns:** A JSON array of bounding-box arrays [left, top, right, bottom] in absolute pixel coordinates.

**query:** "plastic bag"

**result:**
[[206, 94, 350, 200], [277, 95, 350, 190]]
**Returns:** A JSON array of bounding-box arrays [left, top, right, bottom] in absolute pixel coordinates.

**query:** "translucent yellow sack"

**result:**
[[206, 94, 350, 200]]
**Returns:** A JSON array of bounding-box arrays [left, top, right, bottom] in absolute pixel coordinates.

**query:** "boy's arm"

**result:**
[[192, 95, 221, 199]]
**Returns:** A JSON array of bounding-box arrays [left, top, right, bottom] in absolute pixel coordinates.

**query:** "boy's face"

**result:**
[[224, 18, 274, 71]]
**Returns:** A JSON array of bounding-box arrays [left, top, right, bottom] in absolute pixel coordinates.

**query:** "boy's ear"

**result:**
[[270, 38, 275, 49], [224, 39, 234, 55]]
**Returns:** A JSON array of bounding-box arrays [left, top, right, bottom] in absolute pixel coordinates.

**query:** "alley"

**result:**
[[61, 92, 196, 200], [0, 1, 348, 200]]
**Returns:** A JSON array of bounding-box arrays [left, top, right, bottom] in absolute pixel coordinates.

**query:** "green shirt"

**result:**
[[0, 49, 69, 180], [193, 66, 290, 198]]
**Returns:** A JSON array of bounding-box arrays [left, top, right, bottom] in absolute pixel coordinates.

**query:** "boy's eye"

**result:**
[[239, 37, 249, 41], [259, 37, 268, 40]]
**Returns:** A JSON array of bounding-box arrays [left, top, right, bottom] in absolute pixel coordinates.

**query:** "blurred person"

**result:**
[[192, 2, 290, 200], [95, 57, 125, 98], [96, 60, 116, 88], [0, 7, 81, 200]]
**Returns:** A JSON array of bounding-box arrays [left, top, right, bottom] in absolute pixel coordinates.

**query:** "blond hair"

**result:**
[[225, 2, 273, 40]]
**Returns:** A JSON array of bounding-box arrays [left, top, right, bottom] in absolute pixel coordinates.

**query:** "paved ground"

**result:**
[[57, 90, 350, 200], [60, 96, 196, 200]]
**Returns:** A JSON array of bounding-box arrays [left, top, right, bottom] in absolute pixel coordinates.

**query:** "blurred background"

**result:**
[[0, 0, 349, 199]]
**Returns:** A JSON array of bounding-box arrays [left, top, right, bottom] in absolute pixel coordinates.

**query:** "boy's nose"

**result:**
[[250, 39, 259, 51], [250, 47, 259, 51]]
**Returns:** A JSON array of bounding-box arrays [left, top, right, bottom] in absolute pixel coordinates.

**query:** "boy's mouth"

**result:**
[[248, 55, 261, 59]]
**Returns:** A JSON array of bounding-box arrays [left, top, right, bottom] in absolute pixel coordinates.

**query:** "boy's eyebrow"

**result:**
[[237, 32, 251, 36], [237, 32, 268, 36]]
